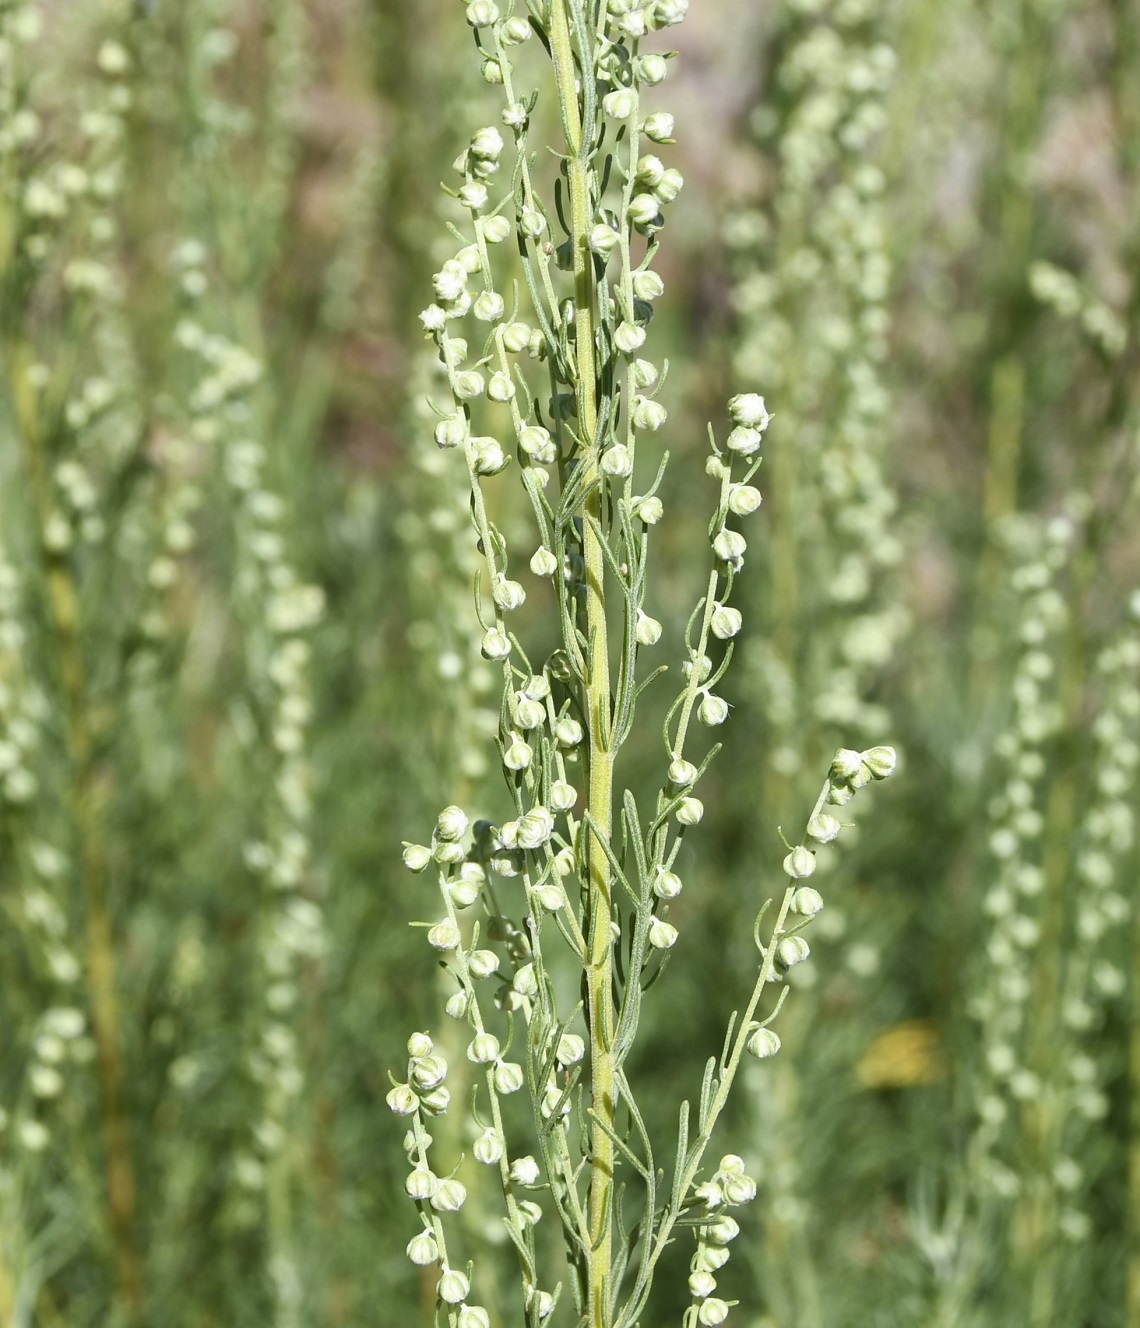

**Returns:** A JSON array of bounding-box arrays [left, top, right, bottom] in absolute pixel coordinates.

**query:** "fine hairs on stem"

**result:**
[[388, 3, 898, 1326]]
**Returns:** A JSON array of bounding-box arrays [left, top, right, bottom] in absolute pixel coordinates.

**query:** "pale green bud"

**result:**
[[550, 780, 577, 812], [468, 949, 500, 979], [436, 805, 469, 842], [637, 53, 668, 83], [493, 1060, 525, 1093], [653, 869, 682, 898], [698, 693, 729, 725], [465, 0, 498, 26], [632, 270, 665, 301], [632, 395, 667, 430], [405, 1166, 438, 1200], [697, 1298, 729, 1326], [635, 494, 664, 523], [445, 991, 469, 1019], [435, 413, 467, 449], [676, 796, 704, 826], [555, 716, 584, 746], [783, 845, 815, 878], [614, 321, 647, 354], [603, 88, 636, 119], [432, 1178, 467, 1213], [861, 745, 897, 779], [514, 696, 545, 729], [473, 291, 505, 322], [406, 1231, 439, 1265], [588, 223, 621, 254], [792, 887, 824, 916], [402, 843, 432, 872], [458, 1308, 491, 1328], [710, 605, 742, 639], [713, 528, 746, 564], [502, 320, 531, 352], [728, 484, 762, 515], [474, 1127, 505, 1165], [535, 883, 566, 911], [510, 1155, 540, 1184], [438, 1266, 469, 1302], [602, 443, 634, 477], [488, 370, 515, 402], [778, 935, 810, 967], [636, 612, 663, 646], [689, 1271, 717, 1298], [500, 14, 531, 42], [481, 626, 512, 660], [643, 112, 675, 142], [427, 921, 461, 951], [636, 155, 665, 187], [556, 1033, 585, 1065], [458, 181, 488, 211], [530, 546, 559, 577], [807, 811, 841, 843], [386, 1084, 419, 1115], [629, 192, 661, 227], [746, 1026, 780, 1058], [482, 213, 511, 243], [493, 576, 526, 611], [454, 369, 484, 399], [649, 918, 679, 948], [468, 1032, 501, 1063], [520, 207, 546, 237], [631, 358, 659, 388], [830, 748, 864, 782], [520, 425, 556, 461], [726, 425, 762, 455], [728, 393, 769, 429], [654, 167, 683, 203], [669, 758, 698, 786]]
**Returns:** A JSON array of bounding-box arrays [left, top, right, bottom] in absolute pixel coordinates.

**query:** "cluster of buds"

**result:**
[[683, 1154, 760, 1326]]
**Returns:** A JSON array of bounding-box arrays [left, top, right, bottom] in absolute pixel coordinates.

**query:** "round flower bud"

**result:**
[[697, 1298, 729, 1326], [712, 528, 746, 564], [435, 413, 467, 449], [535, 883, 566, 911], [468, 949, 500, 979], [465, 0, 498, 23], [500, 14, 531, 42], [676, 796, 704, 826], [513, 964, 538, 996], [635, 155, 666, 187], [653, 869, 682, 898], [515, 697, 545, 729], [438, 1266, 470, 1303], [470, 126, 504, 158], [432, 1178, 467, 1213], [407, 1031, 433, 1057], [520, 207, 546, 238], [746, 1026, 780, 1059], [655, 0, 689, 25], [518, 806, 555, 849], [632, 270, 665, 301], [648, 918, 679, 949], [402, 843, 432, 872], [454, 369, 484, 400], [421, 305, 447, 331], [433, 260, 468, 302], [706, 455, 729, 480], [434, 840, 466, 866], [483, 213, 511, 243], [406, 1230, 440, 1265], [805, 813, 840, 846], [654, 168, 684, 203], [588, 223, 621, 254], [529, 1289, 555, 1319], [445, 991, 469, 1019], [502, 320, 531, 352], [520, 425, 556, 461], [481, 57, 503, 82], [473, 1127, 504, 1165], [411, 1055, 447, 1091], [517, 1199, 543, 1228], [614, 321, 647, 354], [631, 358, 659, 389], [456, 246, 481, 273], [726, 426, 762, 456], [602, 443, 634, 478], [777, 935, 810, 967], [458, 182, 488, 211], [722, 1174, 757, 1205], [629, 192, 661, 227], [728, 393, 770, 429], [861, 745, 897, 779], [602, 88, 636, 119], [459, 1307, 491, 1328], [710, 605, 742, 639], [643, 112, 675, 142], [637, 53, 668, 83], [481, 626, 512, 660], [541, 1083, 570, 1120], [510, 1155, 540, 1184], [493, 1060, 525, 1094], [556, 1033, 586, 1065], [827, 781, 855, 806], [831, 748, 864, 781], [493, 576, 526, 611], [488, 370, 515, 402], [427, 921, 461, 951], [503, 734, 533, 770], [783, 845, 815, 879], [698, 693, 729, 726], [689, 1271, 717, 1299], [635, 495, 664, 523], [792, 887, 824, 916], [708, 1215, 740, 1244], [728, 484, 762, 516], [405, 1166, 438, 1200], [550, 780, 577, 812], [684, 654, 712, 682], [468, 1032, 501, 1063], [386, 1084, 419, 1115], [669, 758, 698, 786], [632, 396, 667, 431], [530, 546, 558, 577], [473, 291, 505, 322], [555, 716, 584, 747], [436, 805, 469, 842]]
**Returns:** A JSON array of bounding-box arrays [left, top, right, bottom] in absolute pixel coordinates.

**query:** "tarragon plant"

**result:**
[[388, 3, 897, 1325]]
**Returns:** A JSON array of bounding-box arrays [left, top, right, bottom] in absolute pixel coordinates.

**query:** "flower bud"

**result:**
[[603, 88, 636, 119], [588, 223, 621, 254], [697, 1298, 729, 1326], [614, 321, 647, 354], [458, 182, 489, 211], [535, 883, 566, 911], [643, 112, 675, 142], [807, 811, 841, 842], [632, 395, 667, 431], [420, 305, 447, 331], [386, 1084, 419, 1115], [434, 839, 466, 865], [411, 1054, 447, 1090], [520, 425, 556, 461], [473, 1127, 504, 1165], [514, 697, 545, 729], [465, 0, 498, 22], [483, 213, 511, 243], [635, 495, 664, 524], [481, 626, 512, 660], [629, 192, 661, 228], [632, 270, 665, 301], [427, 921, 460, 951], [631, 358, 659, 389], [518, 806, 555, 849], [746, 1026, 780, 1059], [649, 918, 679, 949], [655, 168, 684, 203], [556, 1032, 585, 1065], [636, 154, 666, 187], [602, 443, 634, 477], [454, 369, 484, 399], [445, 991, 468, 1019], [468, 949, 500, 979], [722, 1174, 757, 1205], [669, 758, 698, 786], [402, 843, 432, 872], [438, 1266, 470, 1302], [436, 805, 469, 842], [654, 0, 689, 26], [728, 393, 769, 429], [530, 546, 559, 577], [432, 1178, 467, 1213], [861, 745, 897, 779], [689, 1271, 717, 1299], [502, 320, 531, 353], [433, 259, 468, 302], [500, 14, 531, 43], [653, 869, 682, 898], [695, 1245, 730, 1271], [728, 484, 762, 516], [698, 693, 729, 726], [467, 1032, 501, 1063], [554, 716, 584, 747], [406, 1231, 439, 1265], [676, 796, 703, 826], [710, 605, 742, 639], [493, 576, 526, 611], [637, 53, 668, 84], [510, 1155, 540, 1184], [488, 370, 515, 402], [708, 1215, 740, 1244], [473, 291, 505, 323], [435, 414, 467, 449], [712, 528, 746, 564], [520, 207, 546, 237], [541, 1083, 570, 1120], [830, 748, 863, 782], [726, 425, 762, 456], [405, 1166, 438, 1200], [783, 845, 815, 879], [777, 935, 810, 967], [493, 1060, 525, 1093], [791, 887, 824, 916], [827, 781, 855, 806], [407, 1031, 433, 1057], [550, 780, 577, 812]]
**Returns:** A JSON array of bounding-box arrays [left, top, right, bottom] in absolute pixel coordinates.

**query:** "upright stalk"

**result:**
[[549, 5, 616, 1323]]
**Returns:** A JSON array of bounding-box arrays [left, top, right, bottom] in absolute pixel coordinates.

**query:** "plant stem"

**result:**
[[549, 5, 615, 1324]]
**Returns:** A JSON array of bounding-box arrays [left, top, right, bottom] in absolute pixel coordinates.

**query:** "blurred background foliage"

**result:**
[[0, 0, 1138, 1325]]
